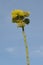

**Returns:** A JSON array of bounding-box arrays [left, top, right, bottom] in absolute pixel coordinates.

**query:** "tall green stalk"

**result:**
[[22, 27, 30, 65]]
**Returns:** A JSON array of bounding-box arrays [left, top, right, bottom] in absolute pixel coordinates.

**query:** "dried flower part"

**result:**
[[23, 18, 30, 24]]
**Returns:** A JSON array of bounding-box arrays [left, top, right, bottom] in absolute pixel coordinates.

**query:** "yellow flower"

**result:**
[[16, 20, 25, 27], [11, 10, 24, 18], [24, 11, 30, 17], [11, 9, 30, 18]]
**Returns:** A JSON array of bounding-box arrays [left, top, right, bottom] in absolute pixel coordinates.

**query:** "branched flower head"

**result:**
[[11, 9, 30, 27]]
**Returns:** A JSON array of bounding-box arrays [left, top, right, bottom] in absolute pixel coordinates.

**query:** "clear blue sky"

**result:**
[[0, 0, 43, 65]]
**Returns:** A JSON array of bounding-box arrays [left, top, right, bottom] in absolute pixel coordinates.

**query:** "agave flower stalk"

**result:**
[[22, 27, 30, 65], [11, 9, 30, 65]]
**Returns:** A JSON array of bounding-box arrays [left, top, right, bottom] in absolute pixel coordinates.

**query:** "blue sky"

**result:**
[[0, 0, 43, 65]]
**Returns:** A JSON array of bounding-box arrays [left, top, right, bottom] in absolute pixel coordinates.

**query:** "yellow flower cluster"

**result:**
[[11, 9, 30, 27], [11, 10, 24, 18], [11, 10, 30, 18], [16, 20, 25, 27]]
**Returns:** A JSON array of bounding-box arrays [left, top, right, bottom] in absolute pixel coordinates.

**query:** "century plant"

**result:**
[[11, 9, 30, 65]]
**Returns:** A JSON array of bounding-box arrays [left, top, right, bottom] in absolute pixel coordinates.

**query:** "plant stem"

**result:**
[[22, 28, 30, 65]]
